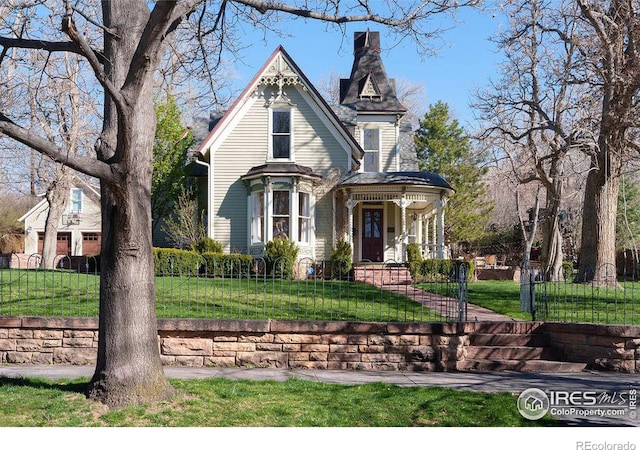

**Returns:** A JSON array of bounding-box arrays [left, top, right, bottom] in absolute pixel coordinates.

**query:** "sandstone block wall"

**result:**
[[0, 317, 468, 371], [544, 322, 640, 373], [0, 317, 638, 372]]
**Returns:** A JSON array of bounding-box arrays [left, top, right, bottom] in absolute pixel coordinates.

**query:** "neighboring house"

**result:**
[[193, 31, 453, 263], [19, 180, 102, 257]]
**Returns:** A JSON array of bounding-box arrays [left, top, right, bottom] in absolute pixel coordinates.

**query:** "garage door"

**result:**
[[37, 232, 72, 256], [82, 232, 101, 255]]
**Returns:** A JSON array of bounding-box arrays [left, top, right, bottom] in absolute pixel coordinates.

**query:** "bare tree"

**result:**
[[34, 54, 95, 268], [475, 0, 591, 280], [573, 0, 640, 285], [0, 0, 480, 408]]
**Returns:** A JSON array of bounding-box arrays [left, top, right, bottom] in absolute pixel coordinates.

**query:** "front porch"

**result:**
[[336, 171, 454, 264]]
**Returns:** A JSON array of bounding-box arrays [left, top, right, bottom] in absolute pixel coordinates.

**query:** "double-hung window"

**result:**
[[272, 190, 290, 239], [298, 192, 311, 243], [362, 128, 380, 172], [251, 191, 264, 243], [271, 110, 291, 160], [71, 188, 82, 212]]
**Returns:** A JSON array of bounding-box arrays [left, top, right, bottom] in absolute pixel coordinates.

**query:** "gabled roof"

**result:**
[[195, 46, 364, 166], [339, 30, 407, 114], [18, 177, 100, 223]]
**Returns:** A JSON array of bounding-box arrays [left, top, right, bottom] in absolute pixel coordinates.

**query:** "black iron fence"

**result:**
[[523, 264, 640, 325], [0, 254, 467, 323], [3, 254, 639, 325]]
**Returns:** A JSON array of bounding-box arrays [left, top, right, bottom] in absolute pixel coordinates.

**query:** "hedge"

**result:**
[[153, 248, 253, 277], [154, 248, 203, 275], [201, 252, 253, 277], [410, 258, 474, 282]]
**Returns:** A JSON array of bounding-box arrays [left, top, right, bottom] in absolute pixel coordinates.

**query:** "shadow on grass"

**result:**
[[0, 376, 89, 394]]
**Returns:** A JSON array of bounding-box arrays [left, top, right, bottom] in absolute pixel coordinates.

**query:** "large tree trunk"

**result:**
[[41, 168, 72, 269], [85, 1, 174, 408], [576, 146, 621, 286]]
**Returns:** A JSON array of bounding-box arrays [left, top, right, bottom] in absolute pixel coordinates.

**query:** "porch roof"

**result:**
[[337, 171, 454, 193]]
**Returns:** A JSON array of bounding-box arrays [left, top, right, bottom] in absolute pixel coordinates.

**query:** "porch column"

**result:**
[[395, 197, 411, 263], [424, 214, 430, 258], [402, 202, 407, 262], [436, 200, 445, 259], [346, 198, 357, 261], [416, 214, 423, 254]]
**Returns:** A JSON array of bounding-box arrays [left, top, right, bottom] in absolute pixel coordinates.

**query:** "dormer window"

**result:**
[[359, 73, 380, 100], [271, 109, 292, 160]]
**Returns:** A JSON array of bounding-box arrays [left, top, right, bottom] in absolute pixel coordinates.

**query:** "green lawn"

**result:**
[[0, 376, 557, 427], [0, 269, 446, 322], [420, 279, 640, 324]]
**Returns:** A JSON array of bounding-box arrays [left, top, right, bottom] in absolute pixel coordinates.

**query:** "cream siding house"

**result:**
[[19, 181, 102, 257], [194, 31, 453, 264]]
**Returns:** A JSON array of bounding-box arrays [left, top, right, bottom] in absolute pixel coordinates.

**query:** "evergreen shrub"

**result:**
[[264, 238, 299, 279], [329, 241, 352, 279]]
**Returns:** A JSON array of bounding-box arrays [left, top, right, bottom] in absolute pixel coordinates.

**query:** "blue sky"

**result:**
[[231, 5, 506, 130]]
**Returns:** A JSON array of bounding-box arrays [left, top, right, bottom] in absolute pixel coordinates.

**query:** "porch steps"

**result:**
[[460, 326, 587, 373], [352, 265, 412, 287]]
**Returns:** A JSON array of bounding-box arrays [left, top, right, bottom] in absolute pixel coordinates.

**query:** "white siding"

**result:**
[[211, 85, 352, 257]]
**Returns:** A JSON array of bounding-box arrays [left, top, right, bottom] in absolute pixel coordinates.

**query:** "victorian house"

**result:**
[[193, 31, 453, 263]]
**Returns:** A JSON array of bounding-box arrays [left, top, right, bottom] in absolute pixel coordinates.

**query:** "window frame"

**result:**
[[362, 128, 380, 172], [298, 191, 311, 244], [70, 188, 83, 212], [269, 108, 293, 161], [250, 191, 265, 244], [272, 190, 291, 240]]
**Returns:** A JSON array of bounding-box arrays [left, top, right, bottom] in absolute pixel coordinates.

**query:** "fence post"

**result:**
[[520, 267, 536, 320], [457, 263, 468, 322]]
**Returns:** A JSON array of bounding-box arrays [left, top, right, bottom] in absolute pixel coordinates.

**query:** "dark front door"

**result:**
[[362, 209, 383, 262]]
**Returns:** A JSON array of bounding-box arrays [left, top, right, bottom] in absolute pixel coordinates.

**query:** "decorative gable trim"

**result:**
[[195, 46, 363, 167], [258, 52, 306, 106]]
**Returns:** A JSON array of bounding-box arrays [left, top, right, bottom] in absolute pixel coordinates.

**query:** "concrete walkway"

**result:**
[[1, 364, 638, 427], [380, 283, 515, 322]]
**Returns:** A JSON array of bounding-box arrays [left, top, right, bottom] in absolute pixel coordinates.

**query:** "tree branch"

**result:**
[[122, 1, 200, 100], [231, 0, 478, 26], [0, 113, 116, 183], [0, 36, 95, 59], [61, 14, 125, 111]]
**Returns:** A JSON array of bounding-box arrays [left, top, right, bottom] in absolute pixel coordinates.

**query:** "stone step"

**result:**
[[464, 321, 545, 335], [469, 333, 548, 347], [458, 359, 587, 373], [352, 267, 412, 286], [466, 345, 559, 361]]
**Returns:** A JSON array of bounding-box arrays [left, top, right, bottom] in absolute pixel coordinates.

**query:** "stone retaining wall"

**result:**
[[0, 317, 468, 371], [0, 317, 638, 372], [544, 322, 640, 373]]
